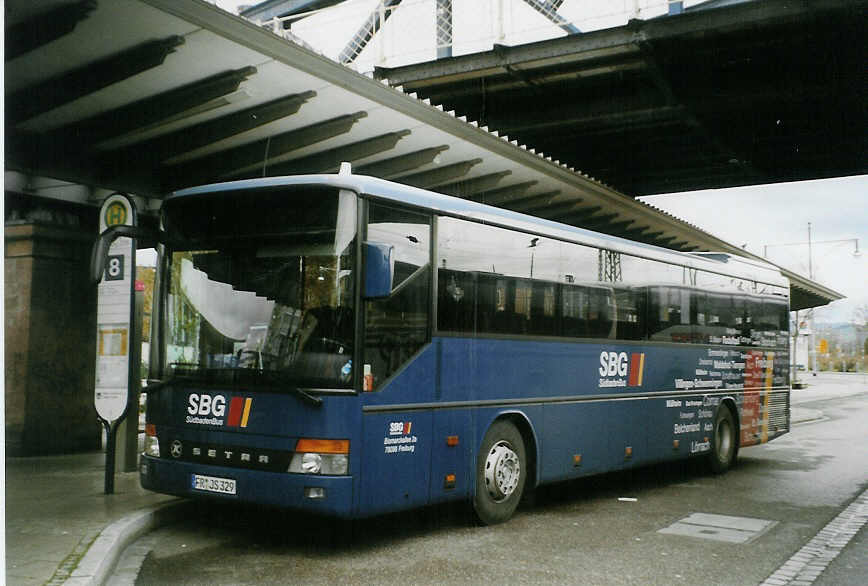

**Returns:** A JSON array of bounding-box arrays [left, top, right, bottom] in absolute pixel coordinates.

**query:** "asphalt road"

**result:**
[[129, 373, 868, 585]]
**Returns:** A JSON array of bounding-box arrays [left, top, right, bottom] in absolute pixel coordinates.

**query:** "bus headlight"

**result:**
[[301, 453, 322, 474], [144, 424, 160, 457], [288, 439, 349, 475]]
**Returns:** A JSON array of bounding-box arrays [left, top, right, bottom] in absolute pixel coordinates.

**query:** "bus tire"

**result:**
[[473, 420, 526, 525], [708, 405, 737, 474]]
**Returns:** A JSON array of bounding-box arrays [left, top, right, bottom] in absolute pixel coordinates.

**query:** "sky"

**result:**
[[639, 177, 868, 323], [209, 0, 867, 322]]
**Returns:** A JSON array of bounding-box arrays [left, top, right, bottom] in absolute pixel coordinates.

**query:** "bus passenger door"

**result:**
[[358, 201, 434, 515], [358, 345, 435, 515], [360, 389, 434, 514]]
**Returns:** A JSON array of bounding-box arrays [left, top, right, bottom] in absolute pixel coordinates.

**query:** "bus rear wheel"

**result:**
[[709, 405, 737, 474], [473, 420, 526, 525]]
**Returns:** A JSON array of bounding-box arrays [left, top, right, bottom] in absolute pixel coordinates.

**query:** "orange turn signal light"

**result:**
[[145, 423, 157, 437], [294, 438, 350, 454]]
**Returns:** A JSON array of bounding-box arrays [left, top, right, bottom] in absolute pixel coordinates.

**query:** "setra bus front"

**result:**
[[134, 179, 369, 517]]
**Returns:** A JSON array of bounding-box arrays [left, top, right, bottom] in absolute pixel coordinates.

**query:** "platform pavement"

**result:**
[[0, 403, 832, 586], [4, 451, 184, 586]]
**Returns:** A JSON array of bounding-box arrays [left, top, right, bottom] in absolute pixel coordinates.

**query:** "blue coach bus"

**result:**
[[106, 169, 790, 524]]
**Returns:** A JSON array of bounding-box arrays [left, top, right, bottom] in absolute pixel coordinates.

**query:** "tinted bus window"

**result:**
[[434, 216, 787, 348], [529, 281, 557, 336], [752, 296, 790, 347], [614, 286, 644, 340], [363, 203, 431, 390], [438, 217, 599, 284], [647, 286, 693, 343], [438, 268, 475, 333]]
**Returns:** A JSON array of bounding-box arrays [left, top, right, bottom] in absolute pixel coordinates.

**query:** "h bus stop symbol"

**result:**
[[104, 201, 127, 227]]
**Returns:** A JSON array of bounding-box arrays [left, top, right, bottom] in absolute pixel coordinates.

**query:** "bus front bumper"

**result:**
[[140, 455, 354, 518]]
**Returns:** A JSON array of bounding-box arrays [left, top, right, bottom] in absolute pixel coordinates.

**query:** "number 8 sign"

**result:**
[[105, 254, 124, 281]]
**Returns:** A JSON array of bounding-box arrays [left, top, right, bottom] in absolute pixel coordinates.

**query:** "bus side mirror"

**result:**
[[90, 224, 156, 285], [363, 241, 394, 299]]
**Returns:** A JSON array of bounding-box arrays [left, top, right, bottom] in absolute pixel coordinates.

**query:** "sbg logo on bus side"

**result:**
[[186, 393, 253, 428], [598, 351, 645, 388]]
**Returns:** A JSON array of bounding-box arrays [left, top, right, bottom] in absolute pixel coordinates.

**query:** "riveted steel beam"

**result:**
[[520, 0, 580, 35], [338, 0, 403, 64]]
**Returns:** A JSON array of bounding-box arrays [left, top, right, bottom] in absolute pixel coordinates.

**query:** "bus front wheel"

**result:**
[[709, 405, 737, 474], [473, 420, 526, 525]]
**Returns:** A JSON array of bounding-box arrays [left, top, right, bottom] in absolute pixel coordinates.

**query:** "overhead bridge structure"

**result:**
[[376, 0, 867, 197]]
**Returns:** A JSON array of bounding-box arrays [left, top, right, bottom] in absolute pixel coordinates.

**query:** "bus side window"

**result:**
[[475, 273, 500, 334], [614, 286, 644, 340], [648, 286, 693, 343], [693, 291, 709, 343], [363, 203, 431, 391], [561, 286, 587, 338], [647, 286, 670, 342], [589, 287, 615, 339], [775, 299, 789, 332], [529, 281, 557, 336], [438, 269, 475, 333]]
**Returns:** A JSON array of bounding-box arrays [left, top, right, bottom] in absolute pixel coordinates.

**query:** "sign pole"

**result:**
[[101, 419, 119, 494], [95, 193, 137, 494]]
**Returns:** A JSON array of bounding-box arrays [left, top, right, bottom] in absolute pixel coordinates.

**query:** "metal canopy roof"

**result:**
[[3, 0, 842, 309], [375, 0, 868, 197]]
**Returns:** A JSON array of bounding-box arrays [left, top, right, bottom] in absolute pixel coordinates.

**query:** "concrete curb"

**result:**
[[62, 500, 190, 586], [761, 487, 868, 586]]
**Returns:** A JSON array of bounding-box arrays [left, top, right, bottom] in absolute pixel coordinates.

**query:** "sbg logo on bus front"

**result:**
[[186, 393, 253, 428], [598, 351, 645, 388]]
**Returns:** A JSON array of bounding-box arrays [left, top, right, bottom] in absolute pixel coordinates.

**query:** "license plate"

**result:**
[[191, 474, 236, 495]]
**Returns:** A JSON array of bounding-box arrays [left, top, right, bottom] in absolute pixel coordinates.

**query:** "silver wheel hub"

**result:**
[[716, 418, 732, 460], [484, 441, 521, 502]]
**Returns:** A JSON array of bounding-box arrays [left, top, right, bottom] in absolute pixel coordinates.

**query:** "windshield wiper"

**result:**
[[252, 370, 323, 407], [286, 386, 323, 407]]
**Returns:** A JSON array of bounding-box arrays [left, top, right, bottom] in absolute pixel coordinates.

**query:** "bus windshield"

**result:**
[[161, 186, 357, 389]]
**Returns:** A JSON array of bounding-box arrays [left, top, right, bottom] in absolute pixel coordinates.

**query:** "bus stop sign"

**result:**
[[94, 193, 137, 422]]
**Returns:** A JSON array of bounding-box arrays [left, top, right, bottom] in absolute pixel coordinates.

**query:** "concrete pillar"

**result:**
[[5, 223, 101, 455]]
